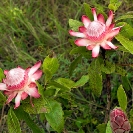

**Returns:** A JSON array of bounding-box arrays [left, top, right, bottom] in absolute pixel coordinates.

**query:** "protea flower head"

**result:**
[[110, 108, 131, 133], [69, 8, 122, 58], [0, 61, 42, 109]]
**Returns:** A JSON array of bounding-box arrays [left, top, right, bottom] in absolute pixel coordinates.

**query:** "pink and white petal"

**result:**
[[25, 87, 40, 98], [31, 70, 42, 81], [14, 93, 22, 109], [86, 45, 95, 50], [75, 39, 90, 46], [21, 92, 28, 100], [79, 26, 87, 33], [6, 92, 17, 104], [108, 23, 115, 31], [106, 27, 121, 39], [106, 41, 118, 49], [100, 43, 111, 49], [69, 30, 86, 38], [97, 14, 105, 23], [106, 10, 113, 27], [4, 90, 12, 96], [29, 82, 36, 88], [92, 8, 97, 21], [4, 70, 9, 75], [28, 61, 41, 76], [81, 15, 91, 28], [0, 83, 7, 90], [92, 45, 100, 58]]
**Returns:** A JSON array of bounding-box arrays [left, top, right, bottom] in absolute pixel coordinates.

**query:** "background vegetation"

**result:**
[[1, 0, 133, 133]]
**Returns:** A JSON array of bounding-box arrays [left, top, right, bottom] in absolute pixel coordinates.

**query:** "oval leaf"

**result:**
[[117, 85, 127, 111], [14, 107, 43, 133], [88, 59, 102, 97], [74, 75, 89, 88], [106, 121, 112, 133], [7, 108, 21, 133], [115, 34, 133, 54], [43, 55, 59, 83], [69, 19, 83, 31], [45, 100, 64, 133]]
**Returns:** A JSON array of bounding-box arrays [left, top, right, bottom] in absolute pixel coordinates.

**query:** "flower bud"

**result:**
[[110, 108, 131, 133]]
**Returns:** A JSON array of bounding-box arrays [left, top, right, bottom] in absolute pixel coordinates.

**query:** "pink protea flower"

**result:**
[[0, 61, 42, 109], [110, 108, 131, 133], [69, 8, 122, 58]]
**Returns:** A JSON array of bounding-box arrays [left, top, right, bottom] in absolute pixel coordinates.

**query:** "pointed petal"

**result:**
[[29, 82, 36, 88], [6, 92, 17, 104], [101, 43, 111, 49], [28, 61, 41, 76], [79, 26, 87, 33], [69, 30, 86, 38], [97, 14, 105, 23], [75, 39, 90, 46], [0, 83, 7, 90], [92, 45, 100, 58], [92, 8, 97, 21], [21, 92, 28, 100], [14, 93, 21, 109], [106, 41, 118, 49], [26, 87, 40, 98], [4, 70, 8, 75], [81, 15, 91, 28], [31, 70, 42, 81], [108, 23, 115, 30], [106, 10, 113, 27], [86, 45, 95, 50], [106, 27, 121, 39]]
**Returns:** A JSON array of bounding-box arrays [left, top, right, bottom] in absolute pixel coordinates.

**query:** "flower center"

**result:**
[[4, 68, 28, 90], [87, 21, 106, 41]]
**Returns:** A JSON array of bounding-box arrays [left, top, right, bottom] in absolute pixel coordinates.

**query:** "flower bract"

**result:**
[[69, 8, 122, 57], [0, 61, 42, 109], [110, 108, 131, 133]]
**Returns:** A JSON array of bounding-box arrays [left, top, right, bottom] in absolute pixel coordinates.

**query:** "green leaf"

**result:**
[[36, 82, 45, 99], [115, 14, 133, 22], [88, 59, 102, 97], [69, 19, 83, 31], [117, 22, 133, 38], [56, 78, 75, 89], [14, 107, 44, 133], [69, 55, 82, 76], [22, 97, 48, 114], [70, 47, 87, 55], [45, 100, 64, 133], [117, 85, 127, 111], [48, 80, 70, 92], [7, 108, 21, 133], [83, 3, 93, 20], [121, 76, 131, 91], [105, 121, 112, 133], [115, 34, 133, 54], [43, 55, 59, 83], [101, 61, 115, 74], [0, 91, 6, 104], [0, 68, 5, 82], [83, 3, 107, 21], [117, 45, 130, 53], [108, 0, 122, 12], [96, 123, 106, 133], [74, 75, 89, 88], [115, 65, 126, 76]]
